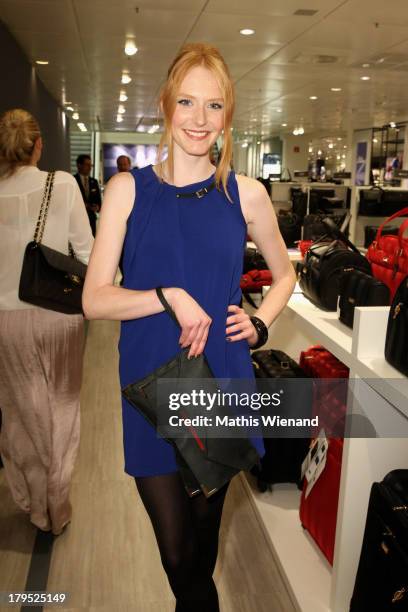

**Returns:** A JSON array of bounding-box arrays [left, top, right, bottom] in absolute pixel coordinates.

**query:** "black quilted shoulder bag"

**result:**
[[18, 171, 87, 314]]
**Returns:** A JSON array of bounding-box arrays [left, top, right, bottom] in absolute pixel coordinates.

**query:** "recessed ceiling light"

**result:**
[[342, 154, 346, 159], [337, 137, 342, 141], [121, 74, 132, 84], [377, 57, 385, 64], [331, 87, 342, 92], [373, 138, 378, 143], [309, 96, 318, 100], [328, 143, 334, 149], [72, 112, 79, 120], [276, 108, 283, 112], [241, 142, 249, 148], [118, 105, 126, 114], [35, 60, 49, 65], [308, 147, 313, 153], [124, 41, 138, 56], [362, 63, 370, 68], [318, 149, 322, 155], [116, 115, 123, 123], [240, 28, 255, 36], [119, 92, 128, 102], [66, 106, 74, 112], [77, 122, 87, 132], [361, 76, 371, 81], [281, 123, 287, 127], [390, 121, 397, 128], [257, 140, 261, 145]]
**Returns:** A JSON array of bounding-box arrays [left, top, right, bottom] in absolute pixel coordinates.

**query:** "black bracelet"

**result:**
[[250, 316, 269, 350]]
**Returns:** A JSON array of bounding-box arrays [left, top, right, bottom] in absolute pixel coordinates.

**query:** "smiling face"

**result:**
[[170, 65, 224, 159]]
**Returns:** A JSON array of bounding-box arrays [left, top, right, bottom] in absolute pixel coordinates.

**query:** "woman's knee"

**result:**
[[161, 539, 199, 585]]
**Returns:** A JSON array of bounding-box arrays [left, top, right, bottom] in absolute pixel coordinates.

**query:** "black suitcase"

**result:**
[[364, 225, 399, 249], [251, 350, 311, 492], [350, 470, 408, 611]]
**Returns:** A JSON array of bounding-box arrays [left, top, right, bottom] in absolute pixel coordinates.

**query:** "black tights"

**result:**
[[135, 472, 229, 612]]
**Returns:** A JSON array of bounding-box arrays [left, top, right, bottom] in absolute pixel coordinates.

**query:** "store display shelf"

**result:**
[[285, 294, 353, 368], [242, 475, 331, 612]]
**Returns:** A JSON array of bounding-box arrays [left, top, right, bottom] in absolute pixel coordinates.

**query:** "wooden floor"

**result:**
[[0, 319, 297, 612]]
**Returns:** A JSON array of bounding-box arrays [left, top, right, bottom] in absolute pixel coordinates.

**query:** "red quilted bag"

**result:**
[[240, 269, 272, 292], [298, 239, 314, 258], [366, 207, 408, 302]]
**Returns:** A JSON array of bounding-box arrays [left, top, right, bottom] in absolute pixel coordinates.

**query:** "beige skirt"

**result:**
[[0, 308, 84, 534]]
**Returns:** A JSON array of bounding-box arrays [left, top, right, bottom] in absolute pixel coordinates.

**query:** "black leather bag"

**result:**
[[359, 187, 385, 216], [18, 172, 87, 315], [382, 191, 408, 215], [364, 225, 399, 248], [385, 275, 408, 375], [243, 247, 267, 273], [292, 191, 307, 220], [122, 287, 260, 498], [303, 213, 348, 241], [338, 269, 390, 328], [298, 217, 372, 311], [350, 470, 408, 611], [250, 350, 311, 491], [277, 211, 302, 247]]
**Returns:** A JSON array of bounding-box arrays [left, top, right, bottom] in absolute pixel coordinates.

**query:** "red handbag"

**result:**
[[240, 269, 272, 292], [297, 239, 314, 258], [299, 437, 343, 566], [366, 206, 408, 302]]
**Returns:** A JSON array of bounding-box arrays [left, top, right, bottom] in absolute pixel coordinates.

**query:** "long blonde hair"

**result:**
[[157, 43, 234, 199], [0, 109, 41, 178]]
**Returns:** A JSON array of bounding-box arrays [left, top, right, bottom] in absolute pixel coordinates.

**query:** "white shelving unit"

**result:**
[[244, 291, 408, 612]]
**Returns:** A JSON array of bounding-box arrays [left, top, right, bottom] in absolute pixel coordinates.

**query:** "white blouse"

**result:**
[[0, 165, 94, 310]]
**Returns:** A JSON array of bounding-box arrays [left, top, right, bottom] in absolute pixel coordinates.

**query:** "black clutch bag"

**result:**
[[385, 275, 408, 375], [338, 269, 390, 328], [18, 171, 87, 315], [121, 287, 260, 497]]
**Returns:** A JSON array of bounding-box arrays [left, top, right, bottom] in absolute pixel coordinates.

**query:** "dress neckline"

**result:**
[[148, 164, 216, 192]]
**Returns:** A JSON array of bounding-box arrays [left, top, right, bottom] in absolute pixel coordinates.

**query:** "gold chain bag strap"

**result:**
[[18, 171, 88, 314]]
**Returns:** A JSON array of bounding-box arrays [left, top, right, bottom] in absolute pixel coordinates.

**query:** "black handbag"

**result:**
[[18, 171, 87, 315], [385, 275, 408, 376], [338, 269, 390, 328], [350, 470, 408, 611], [359, 187, 385, 216], [277, 211, 302, 247], [121, 287, 260, 498], [298, 217, 372, 311], [303, 213, 348, 241], [243, 247, 267, 273]]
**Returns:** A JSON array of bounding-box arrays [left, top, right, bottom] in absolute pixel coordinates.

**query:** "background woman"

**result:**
[[83, 44, 296, 611], [0, 109, 94, 535]]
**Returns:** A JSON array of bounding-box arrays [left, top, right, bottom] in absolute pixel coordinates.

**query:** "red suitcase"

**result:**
[[299, 437, 343, 565]]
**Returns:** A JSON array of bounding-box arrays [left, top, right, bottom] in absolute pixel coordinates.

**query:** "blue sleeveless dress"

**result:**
[[119, 165, 265, 476]]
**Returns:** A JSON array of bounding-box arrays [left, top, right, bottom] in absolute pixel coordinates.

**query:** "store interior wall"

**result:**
[[282, 135, 309, 177], [0, 21, 70, 172]]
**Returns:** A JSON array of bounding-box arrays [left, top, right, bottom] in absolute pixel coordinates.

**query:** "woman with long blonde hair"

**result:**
[[0, 109, 94, 535], [83, 43, 295, 610]]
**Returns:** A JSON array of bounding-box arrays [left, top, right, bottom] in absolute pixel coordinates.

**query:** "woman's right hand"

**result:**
[[163, 288, 212, 358]]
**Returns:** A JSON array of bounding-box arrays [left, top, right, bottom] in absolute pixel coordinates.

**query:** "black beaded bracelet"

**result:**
[[250, 315, 269, 350]]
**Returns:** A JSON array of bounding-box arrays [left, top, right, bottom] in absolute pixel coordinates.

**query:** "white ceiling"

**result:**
[[2, 0, 408, 141]]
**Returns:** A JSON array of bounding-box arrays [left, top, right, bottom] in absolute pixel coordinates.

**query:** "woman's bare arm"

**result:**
[[237, 176, 297, 328]]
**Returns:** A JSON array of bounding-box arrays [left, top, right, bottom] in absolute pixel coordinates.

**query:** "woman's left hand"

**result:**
[[225, 305, 258, 346]]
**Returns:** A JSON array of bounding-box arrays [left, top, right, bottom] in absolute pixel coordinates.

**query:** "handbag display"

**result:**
[[350, 470, 408, 611], [338, 269, 390, 329], [359, 187, 385, 216], [385, 275, 408, 376], [121, 287, 260, 498], [366, 207, 408, 302], [303, 213, 348, 241], [18, 171, 87, 315], [298, 217, 371, 311]]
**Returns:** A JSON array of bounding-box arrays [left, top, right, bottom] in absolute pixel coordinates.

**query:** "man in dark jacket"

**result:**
[[73, 154, 102, 236]]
